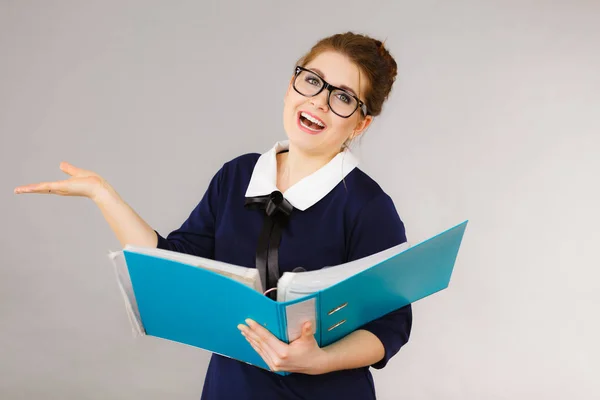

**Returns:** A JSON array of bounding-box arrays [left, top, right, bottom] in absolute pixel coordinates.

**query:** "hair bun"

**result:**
[[375, 39, 385, 56], [374, 39, 397, 88]]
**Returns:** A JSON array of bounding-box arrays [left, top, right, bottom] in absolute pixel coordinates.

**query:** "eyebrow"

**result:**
[[309, 68, 359, 97]]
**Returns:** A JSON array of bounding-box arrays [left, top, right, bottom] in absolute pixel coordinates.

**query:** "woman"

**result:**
[[15, 32, 412, 400]]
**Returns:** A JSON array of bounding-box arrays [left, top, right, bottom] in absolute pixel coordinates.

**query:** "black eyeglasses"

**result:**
[[292, 66, 368, 118]]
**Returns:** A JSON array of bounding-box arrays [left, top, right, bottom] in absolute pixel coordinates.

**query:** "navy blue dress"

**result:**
[[155, 142, 412, 400]]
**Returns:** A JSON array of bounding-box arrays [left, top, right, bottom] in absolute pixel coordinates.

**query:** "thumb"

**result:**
[[60, 161, 77, 176], [60, 162, 95, 177], [302, 321, 313, 337]]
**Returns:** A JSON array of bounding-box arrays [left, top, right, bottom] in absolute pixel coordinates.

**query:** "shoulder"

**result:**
[[342, 167, 395, 210], [210, 152, 261, 182], [197, 153, 261, 197], [341, 166, 404, 227], [222, 152, 261, 172], [340, 167, 407, 259]]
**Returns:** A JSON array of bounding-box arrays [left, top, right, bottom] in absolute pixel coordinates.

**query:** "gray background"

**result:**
[[1, 0, 599, 399]]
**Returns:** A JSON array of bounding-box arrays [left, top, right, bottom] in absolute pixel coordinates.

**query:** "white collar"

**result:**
[[244, 140, 360, 211]]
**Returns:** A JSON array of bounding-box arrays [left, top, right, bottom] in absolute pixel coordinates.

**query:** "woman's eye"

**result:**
[[306, 76, 321, 86], [337, 93, 351, 104]]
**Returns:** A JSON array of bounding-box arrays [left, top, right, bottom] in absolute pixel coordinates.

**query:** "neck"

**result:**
[[277, 143, 340, 193]]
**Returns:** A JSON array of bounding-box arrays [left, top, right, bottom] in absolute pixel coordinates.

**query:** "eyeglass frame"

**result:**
[[292, 66, 369, 118]]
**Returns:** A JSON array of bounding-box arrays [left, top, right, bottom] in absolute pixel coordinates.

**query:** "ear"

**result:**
[[351, 114, 373, 140]]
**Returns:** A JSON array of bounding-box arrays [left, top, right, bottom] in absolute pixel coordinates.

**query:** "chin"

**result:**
[[283, 111, 336, 155]]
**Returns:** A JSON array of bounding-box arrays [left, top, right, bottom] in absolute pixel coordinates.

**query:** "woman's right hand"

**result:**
[[15, 161, 159, 248], [14, 161, 109, 202]]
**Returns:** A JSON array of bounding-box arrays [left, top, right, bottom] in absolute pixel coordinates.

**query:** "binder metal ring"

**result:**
[[327, 319, 346, 331], [327, 302, 348, 315]]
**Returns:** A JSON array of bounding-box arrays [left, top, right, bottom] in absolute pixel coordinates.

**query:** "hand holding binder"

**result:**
[[237, 318, 328, 375]]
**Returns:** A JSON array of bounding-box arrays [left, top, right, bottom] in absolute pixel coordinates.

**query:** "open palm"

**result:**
[[14, 161, 106, 200]]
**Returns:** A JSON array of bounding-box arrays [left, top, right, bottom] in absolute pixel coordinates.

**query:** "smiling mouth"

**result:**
[[298, 111, 326, 132]]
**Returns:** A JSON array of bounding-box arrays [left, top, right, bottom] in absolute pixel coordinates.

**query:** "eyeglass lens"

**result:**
[[294, 70, 358, 117]]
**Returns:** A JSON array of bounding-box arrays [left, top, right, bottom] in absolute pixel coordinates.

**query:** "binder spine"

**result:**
[[278, 303, 289, 344], [316, 292, 322, 346]]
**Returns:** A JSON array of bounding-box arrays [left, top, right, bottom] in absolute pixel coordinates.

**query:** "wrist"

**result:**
[[92, 181, 118, 205], [314, 347, 336, 375]]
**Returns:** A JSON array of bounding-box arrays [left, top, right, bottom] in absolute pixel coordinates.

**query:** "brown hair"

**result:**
[[296, 31, 398, 117]]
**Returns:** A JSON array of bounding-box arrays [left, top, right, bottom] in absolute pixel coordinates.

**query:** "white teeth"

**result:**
[[301, 112, 325, 127], [300, 119, 322, 132]]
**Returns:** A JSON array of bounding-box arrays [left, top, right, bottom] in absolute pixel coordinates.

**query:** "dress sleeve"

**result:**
[[346, 193, 413, 370], [154, 167, 223, 259]]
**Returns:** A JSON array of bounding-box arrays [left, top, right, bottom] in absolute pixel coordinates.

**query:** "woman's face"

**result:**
[[283, 50, 372, 158]]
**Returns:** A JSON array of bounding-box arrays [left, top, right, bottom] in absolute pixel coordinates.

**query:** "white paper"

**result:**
[[284, 297, 316, 342], [108, 250, 145, 337], [122, 245, 262, 292], [277, 241, 411, 302]]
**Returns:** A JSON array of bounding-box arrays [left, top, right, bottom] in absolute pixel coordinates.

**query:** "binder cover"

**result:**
[[110, 220, 468, 375]]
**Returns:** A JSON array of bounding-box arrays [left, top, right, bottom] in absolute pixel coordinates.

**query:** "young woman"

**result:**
[[15, 32, 412, 400]]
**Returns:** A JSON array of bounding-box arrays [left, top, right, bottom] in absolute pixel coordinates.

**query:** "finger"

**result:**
[[245, 319, 289, 361], [14, 180, 68, 195], [240, 323, 282, 363], [240, 324, 264, 345], [245, 330, 279, 362], [59, 161, 95, 177], [255, 339, 283, 371], [246, 320, 290, 367], [245, 334, 277, 371], [302, 322, 314, 338]]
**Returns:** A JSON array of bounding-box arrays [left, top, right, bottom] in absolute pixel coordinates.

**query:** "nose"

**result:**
[[310, 89, 329, 112]]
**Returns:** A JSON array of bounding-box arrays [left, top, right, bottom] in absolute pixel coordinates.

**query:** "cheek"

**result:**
[[284, 90, 305, 110], [283, 93, 308, 123], [329, 119, 355, 138], [282, 97, 301, 133], [283, 102, 297, 125]]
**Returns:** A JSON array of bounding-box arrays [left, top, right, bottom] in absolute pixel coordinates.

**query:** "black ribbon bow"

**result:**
[[244, 191, 294, 300]]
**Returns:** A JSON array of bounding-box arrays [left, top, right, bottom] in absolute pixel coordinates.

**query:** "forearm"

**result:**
[[93, 184, 158, 248], [319, 329, 384, 374]]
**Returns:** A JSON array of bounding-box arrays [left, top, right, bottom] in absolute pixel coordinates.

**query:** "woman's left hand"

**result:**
[[238, 318, 329, 375]]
